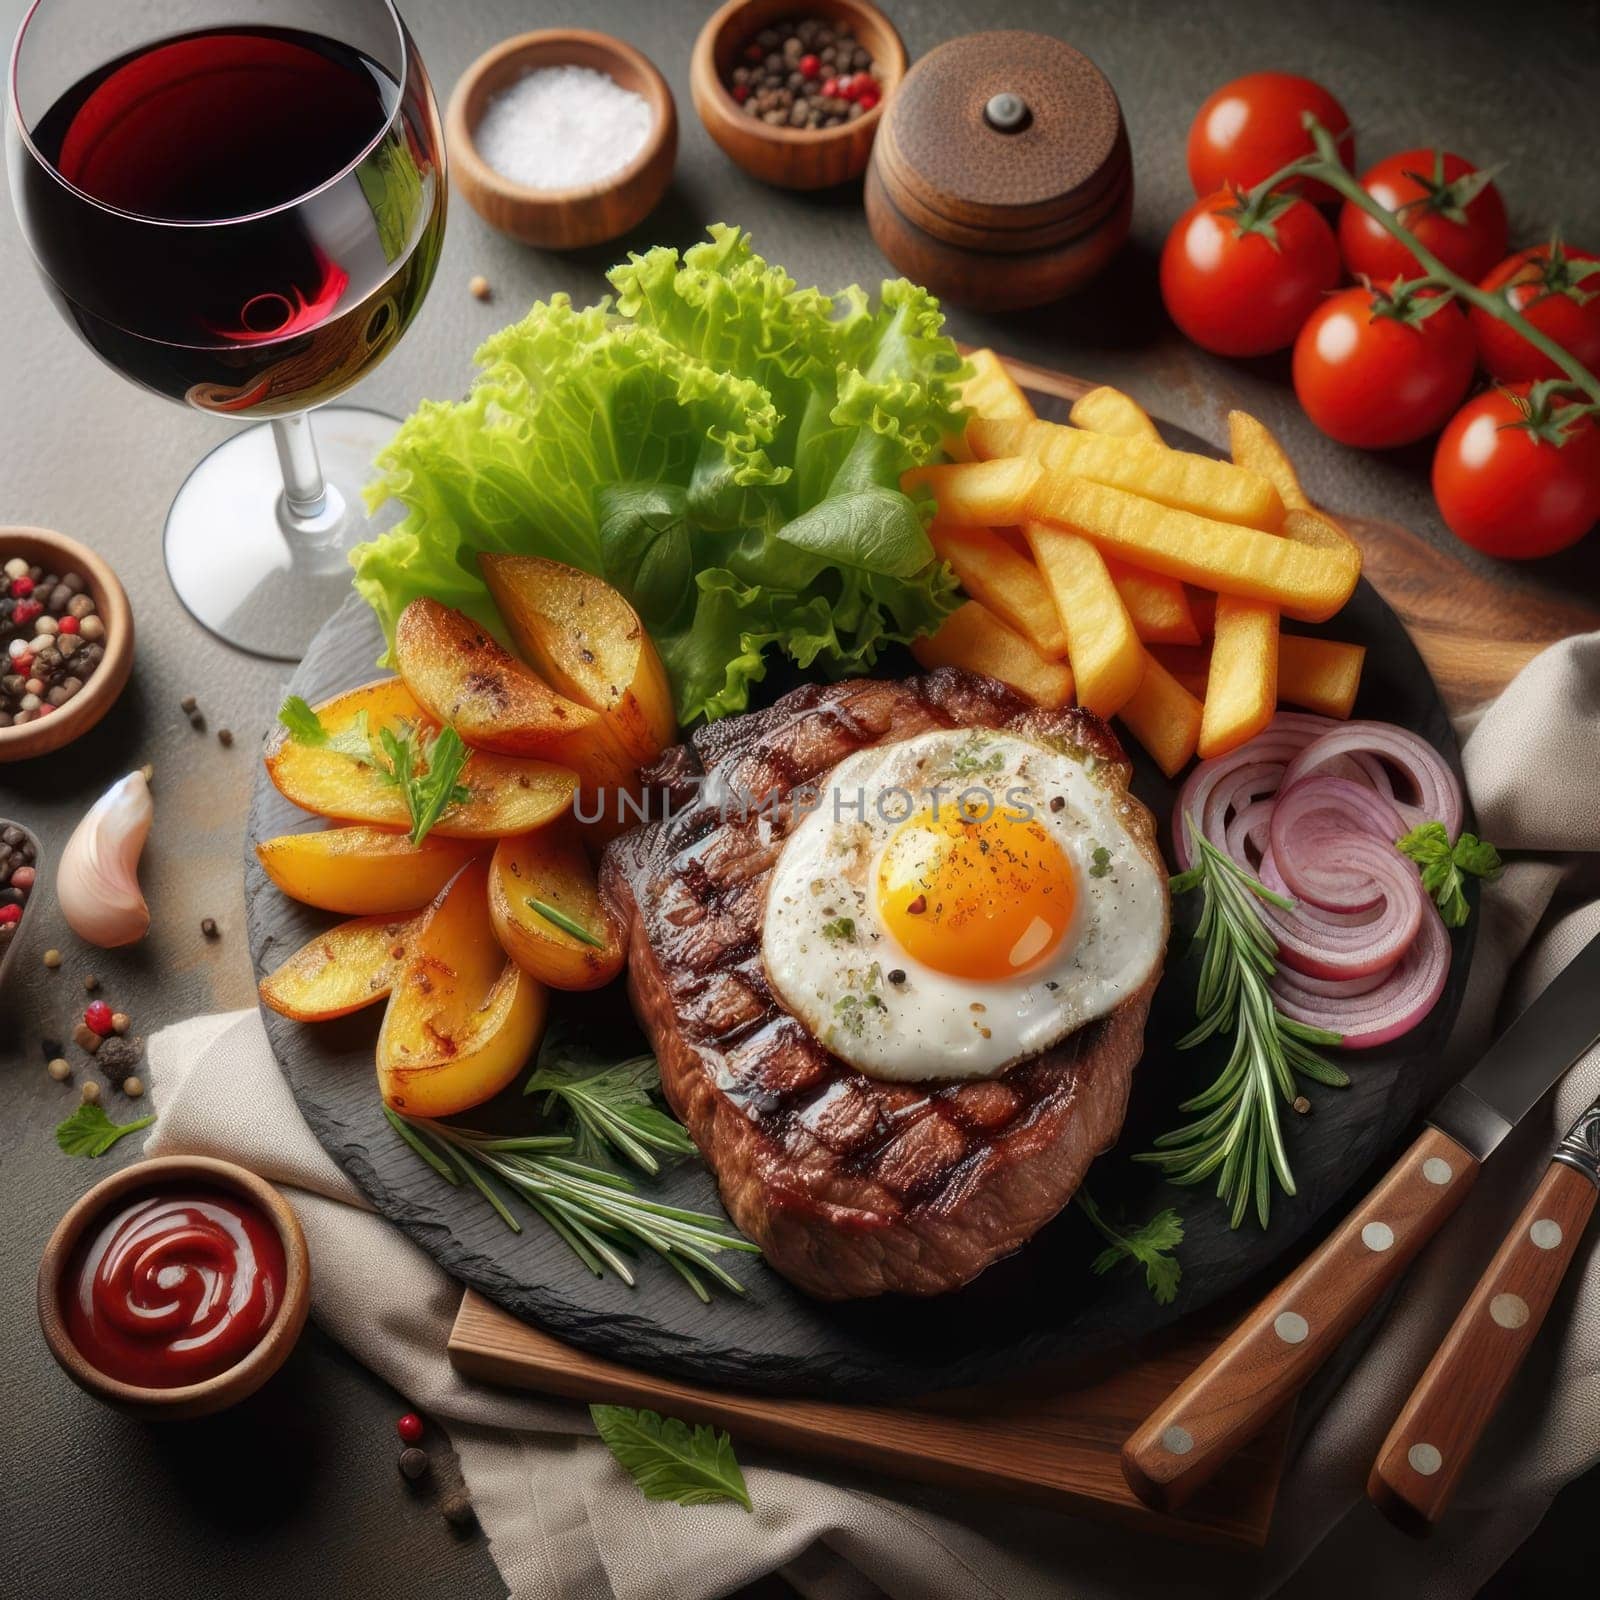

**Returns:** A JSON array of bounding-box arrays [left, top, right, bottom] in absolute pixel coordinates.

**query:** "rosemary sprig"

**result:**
[[526, 896, 607, 949], [382, 1107, 754, 1301], [1137, 822, 1347, 1230], [525, 1044, 697, 1175]]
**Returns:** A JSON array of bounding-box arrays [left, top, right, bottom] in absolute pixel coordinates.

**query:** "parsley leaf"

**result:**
[[56, 1103, 155, 1157], [1089, 843, 1113, 878], [821, 916, 856, 942], [380, 722, 472, 845], [590, 1405, 752, 1511], [524, 1025, 695, 1174], [1077, 1191, 1184, 1305], [277, 694, 377, 761], [1396, 822, 1502, 928]]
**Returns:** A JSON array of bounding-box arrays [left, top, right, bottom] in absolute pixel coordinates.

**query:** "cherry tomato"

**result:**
[[1292, 283, 1476, 449], [1338, 149, 1508, 285], [1432, 385, 1600, 559], [1470, 242, 1600, 383], [1186, 72, 1354, 205], [1160, 188, 1342, 358]]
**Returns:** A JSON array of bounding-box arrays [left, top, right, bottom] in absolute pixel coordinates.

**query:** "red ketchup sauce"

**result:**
[[60, 1185, 286, 1389]]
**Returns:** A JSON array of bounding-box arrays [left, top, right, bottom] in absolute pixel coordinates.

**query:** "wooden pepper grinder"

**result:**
[[865, 30, 1132, 311]]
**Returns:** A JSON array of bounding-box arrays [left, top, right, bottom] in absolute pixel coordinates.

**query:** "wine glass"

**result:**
[[6, 0, 446, 659]]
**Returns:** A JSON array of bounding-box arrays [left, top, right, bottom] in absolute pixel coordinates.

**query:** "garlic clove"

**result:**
[[58, 771, 153, 948]]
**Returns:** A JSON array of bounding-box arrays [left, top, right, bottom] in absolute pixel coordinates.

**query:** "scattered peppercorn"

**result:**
[[217, 727, 234, 748], [47, 1057, 71, 1082], [1292, 1095, 1311, 1115], [398, 1447, 431, 1482], [123, 1075, 144, 1099], [72, 1021, 102, 1054], [439, 1491, 477, 1534], [887, 969, 907, 985], [0, 562, 105, 727], [111, 1011, 130, 1035], [80, 1079, 100, 1103], [83, 973, 99, 992], [98, 1036, 142, 1085], [43, 947, 61, 968], [85, 999, 114, 1035], [396, 1411, 424, 1445], [722, 16, 880, 131], [180, 694, 198, 714], [469, 275, 491, 301], [189, 711, 206, 731], [201, 917, 219, 939]]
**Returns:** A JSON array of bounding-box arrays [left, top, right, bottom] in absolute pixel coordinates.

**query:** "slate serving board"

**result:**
[[245, 392, 1472, 1400]]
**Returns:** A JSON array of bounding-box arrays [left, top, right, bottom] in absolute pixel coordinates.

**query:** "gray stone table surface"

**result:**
[[2, 1, 1597, 1596]]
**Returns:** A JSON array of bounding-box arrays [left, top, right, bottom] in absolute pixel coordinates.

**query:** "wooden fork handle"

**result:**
[[1122, 1125, 1479, 1513], [1369, 1158, 1598, 1535]]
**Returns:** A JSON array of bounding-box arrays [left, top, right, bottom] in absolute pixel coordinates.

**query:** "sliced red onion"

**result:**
[[1281, 722, 1462, 839], [1272, 907, 1450, 1048], [1267, 777, 1408, 911]]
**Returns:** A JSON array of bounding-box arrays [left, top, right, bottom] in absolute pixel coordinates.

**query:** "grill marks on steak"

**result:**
[[601, 670, 1167, 1299]]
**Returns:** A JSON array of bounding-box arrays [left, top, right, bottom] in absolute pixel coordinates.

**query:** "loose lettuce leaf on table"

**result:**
[[355, 225, 968, 724]]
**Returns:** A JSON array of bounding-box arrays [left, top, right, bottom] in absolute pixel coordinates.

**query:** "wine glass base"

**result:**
[[162, 405, 402, 661]]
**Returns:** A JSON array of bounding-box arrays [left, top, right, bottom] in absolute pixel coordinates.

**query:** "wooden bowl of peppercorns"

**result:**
[[0, 527, 133, 763], [691, 0, 907, 190]]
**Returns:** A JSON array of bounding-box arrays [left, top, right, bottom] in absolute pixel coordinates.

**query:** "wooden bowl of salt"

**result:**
[[447, 30, 677, 250]]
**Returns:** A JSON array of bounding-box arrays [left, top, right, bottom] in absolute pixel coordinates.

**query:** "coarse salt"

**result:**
[[475, 65, 654, 192]]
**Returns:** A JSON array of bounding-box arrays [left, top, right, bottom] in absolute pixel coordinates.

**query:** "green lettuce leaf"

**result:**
[[353, 227, 966, 723]]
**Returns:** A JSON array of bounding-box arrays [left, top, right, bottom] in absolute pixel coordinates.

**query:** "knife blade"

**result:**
[[1369, 1085, 1600, 1534], [1122, 929, 1600, 1515]]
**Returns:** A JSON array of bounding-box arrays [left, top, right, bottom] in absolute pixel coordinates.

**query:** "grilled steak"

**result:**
[[600, 671, 1167, 1300]]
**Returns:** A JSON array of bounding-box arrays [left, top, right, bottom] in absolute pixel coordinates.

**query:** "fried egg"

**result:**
[[760, 728, 1166, 1081]]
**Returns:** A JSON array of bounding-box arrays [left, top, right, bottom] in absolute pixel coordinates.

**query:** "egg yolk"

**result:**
[[876, 804, 1077, 980]]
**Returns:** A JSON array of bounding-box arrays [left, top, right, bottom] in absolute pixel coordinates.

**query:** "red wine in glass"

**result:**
[[7, 0, 446, 659]]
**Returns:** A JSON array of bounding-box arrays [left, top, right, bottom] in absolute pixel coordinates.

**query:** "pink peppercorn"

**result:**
[[11, 600, 42, 628], [799, 52, 820, 78], [10, 575, 34, 598], [397, 1412, 424, 1444], [57, 615, 79, 635], [732, 82, 749, 103], [85, 1000, 114, 1035], [0, 905, 19, 925], [858, 88, 880, 112]]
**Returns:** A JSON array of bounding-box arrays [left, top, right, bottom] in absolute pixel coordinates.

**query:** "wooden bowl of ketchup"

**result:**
[[37, 1156, 310, 1419]]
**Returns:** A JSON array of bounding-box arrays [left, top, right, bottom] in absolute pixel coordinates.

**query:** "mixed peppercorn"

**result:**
[[1, 556, 107, 727], [725, 16, 880, 130], [0, 823, 37, 953]]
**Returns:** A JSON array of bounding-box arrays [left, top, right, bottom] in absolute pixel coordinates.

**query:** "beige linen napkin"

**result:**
[[146, 632, 1600, 1600]]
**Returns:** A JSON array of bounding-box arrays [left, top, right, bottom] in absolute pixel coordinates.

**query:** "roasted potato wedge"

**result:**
[[1199, 596, 1280, 759], [479, 556, 675, 770], [1105, 559, 1203, 646], [259, 914, 416, 1021], [1021, 521, 1143, 717], [1117, 652, 1203, 779], [1029, 478, 1358, 622], [265, 678, 577, 838], [971, 416, 1283, 529], [255, 825, 483, 915], [931, 522, 1068, 657], [377, 859, 546, 1117], [489, 824, 626, 991], [911, 601, 1075, 708], [901, 457, 1043, 527], [1279, 634, 1365, 718], [1069, 386, 1163, 446]]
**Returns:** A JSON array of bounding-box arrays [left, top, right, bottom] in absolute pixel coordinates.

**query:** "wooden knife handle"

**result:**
[[1122, 1125, 1478, 1513], [1368, 1160, 1598, 1535]]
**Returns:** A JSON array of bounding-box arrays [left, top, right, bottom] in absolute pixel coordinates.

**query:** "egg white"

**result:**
[[760, 728, 1167, 1081]]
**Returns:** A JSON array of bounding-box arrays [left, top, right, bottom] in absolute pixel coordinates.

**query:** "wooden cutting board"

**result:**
[[443, 359, 1599, 1548]]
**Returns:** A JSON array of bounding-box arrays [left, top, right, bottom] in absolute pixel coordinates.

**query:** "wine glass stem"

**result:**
[[272, 412, 330, 523]]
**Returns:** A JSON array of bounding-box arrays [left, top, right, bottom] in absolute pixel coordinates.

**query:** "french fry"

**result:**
[[911, 600, 1075, 708], [1198, 596, 1280, 759], [1070, 385, 1163, 446], [1228, 410, 1313, 512], [1105, 558, 1202, 646], [1029, 476, 1358, 622], [1022, 521, 1143, 717], [931, 523, 1068, 657], [970, 416, 1283, 529], [1117, 651, 1203, 779], [1279, 634, 1365, 718], [1147, 643, 1212, 701], [902, 456, 1042, 526], [946, 348, 1036, 459]]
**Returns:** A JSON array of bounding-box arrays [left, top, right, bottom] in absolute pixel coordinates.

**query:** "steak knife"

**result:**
[[1121, 930, 1600, 1514], [1368, 1084, 1600, 1533]]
